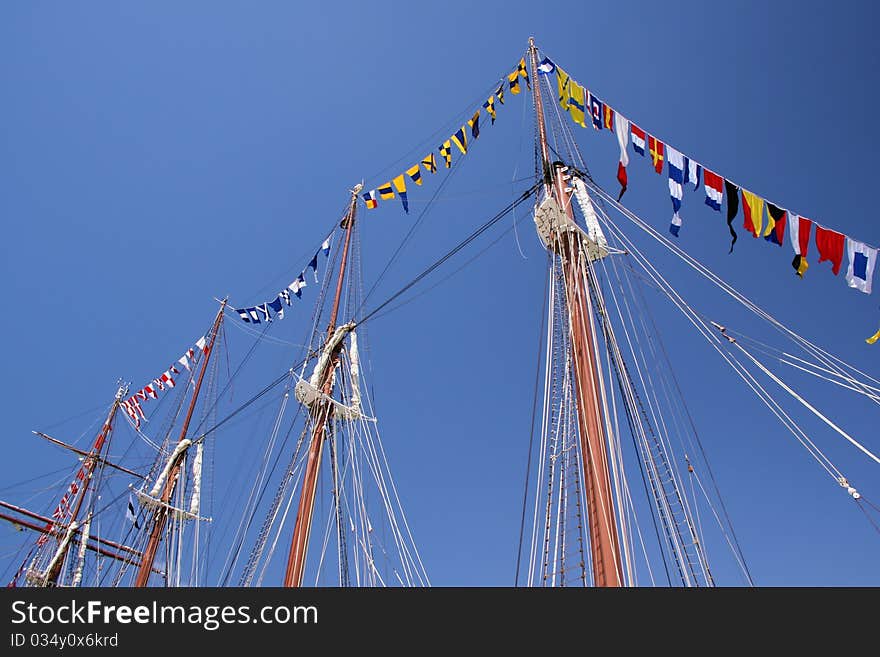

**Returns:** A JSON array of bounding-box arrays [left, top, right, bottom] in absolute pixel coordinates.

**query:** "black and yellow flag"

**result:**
[[508, 70, 521, 95], [496, 82, 505, 105], [516, 57, 530, 90], [483, 95, 496, 124], [439, 141, 452, 168], [451, 127, 468, 155], [406, 164, 423, 186], [422, 153, 437, 174], [378, 182, 395, 200], [468, 110, 480, 140]]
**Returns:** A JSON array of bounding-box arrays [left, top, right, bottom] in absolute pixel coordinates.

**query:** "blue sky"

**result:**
[[1, 1, 878, 586]]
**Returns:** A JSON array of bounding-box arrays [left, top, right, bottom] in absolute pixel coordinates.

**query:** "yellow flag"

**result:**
[[867, 329, 880, 345], [568, 82, 587, 128], [378, 182, 394, 200], [741, 189, 764, 238], [557, 66, 570, 110], [450, 127, 468, 155], [406, 164, 423, 185]]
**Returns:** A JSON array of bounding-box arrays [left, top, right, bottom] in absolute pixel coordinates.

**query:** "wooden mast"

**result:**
[[41, 388, 123, 586], [133, 300, 226, 587], [283, 185, 360, 587], [527, 37, 624, 586]]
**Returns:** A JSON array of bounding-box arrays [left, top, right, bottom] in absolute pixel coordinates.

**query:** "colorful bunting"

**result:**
[[568, 82, 587, 128], [363, 190, 378, 209], [724, 180, 740, 253], [684, 158, 701, 190], [483, 96, 496, 124], [704, 169, 723, 211], [765, 204, 787, 246], [451, 127, 468, 155], [122, 334, 207, 428], [439, 141, 452, 168], [789, 214, 812, 278], [508, 71, 521, 95], [741, 189, 765, 239], [667, 146, 685, 236], [468, 110, 480, 140], [393, 174, 409, 214], [614, 114, 630, 200], [269, 297, 284, 319], [406, 164, 423, 186], [378, 182, 395, 200], [589, 93, 604, 130], [422, 153, 438, 174], [815, 226, 846, 275], [648, 135, 664, 174], [603, 104, 614, 131], [514, 57, 530, 90], [631, 124, 646, 156], [537, 57, 555, 74], [496, 82, 504, 105], [845, 239, 877, 294], [290, 273, 306, 298], [557, 66, 570, 111]]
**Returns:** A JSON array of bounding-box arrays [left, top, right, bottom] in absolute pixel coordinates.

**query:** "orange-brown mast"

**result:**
[[528, 38, 623, 586], [133, 300, 226, 587], [283, 185, 360, 587], [42, 391, 122, 585]]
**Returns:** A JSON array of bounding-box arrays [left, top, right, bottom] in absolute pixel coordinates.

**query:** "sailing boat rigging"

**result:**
[[2, 36, 878, 587]]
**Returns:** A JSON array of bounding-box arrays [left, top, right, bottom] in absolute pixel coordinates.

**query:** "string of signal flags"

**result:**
[[227, 58, 530, 330], [543, 55, 880, 344], [359, 58, 532, 214], [231, 53, 880, 342]]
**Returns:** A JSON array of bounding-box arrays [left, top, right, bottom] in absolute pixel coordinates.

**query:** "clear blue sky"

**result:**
[[1, 1, 878, 586]]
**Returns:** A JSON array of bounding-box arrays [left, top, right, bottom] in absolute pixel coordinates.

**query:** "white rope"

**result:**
[[732, 341, 880, 465]]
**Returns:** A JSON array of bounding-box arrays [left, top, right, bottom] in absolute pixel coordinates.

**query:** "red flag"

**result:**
[[616, 162, 628, 201], [648, 136, 664, 174], [603, 105, 614, 130], [815, 226, 846, 275]]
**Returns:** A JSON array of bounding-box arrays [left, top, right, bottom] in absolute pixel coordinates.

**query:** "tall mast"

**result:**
[[134, 300, 226, 587], [40, 386, 124, 586], [284, 184, 361, 587], [527, 37, 623, 586]]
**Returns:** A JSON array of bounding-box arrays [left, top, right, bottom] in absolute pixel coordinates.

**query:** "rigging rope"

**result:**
[[357, 185, 539, 326]]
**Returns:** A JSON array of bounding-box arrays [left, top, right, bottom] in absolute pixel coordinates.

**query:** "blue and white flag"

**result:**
[[845, 238, 878, 294], [537, 57, 555, 74], [308, 253, 319, 282], [237, 308, 251, 323], [268, 297, 284, 320], [289, 274, 307, 298], [247, 307, 261, 323], [667, 146, 685, 237], [278, 289, 291, 305], [684, 157, 701, 190], [256, 303, 271, 322], [322, 238, 331, 257]]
